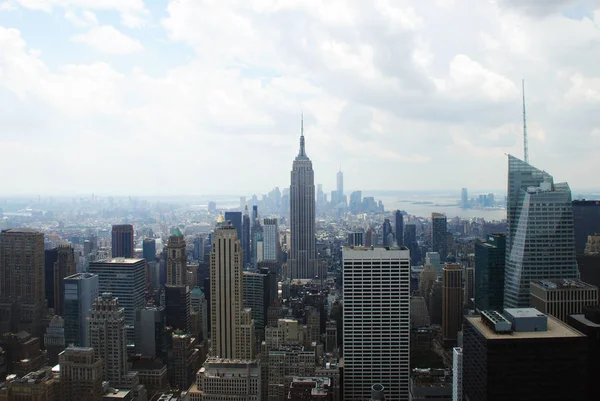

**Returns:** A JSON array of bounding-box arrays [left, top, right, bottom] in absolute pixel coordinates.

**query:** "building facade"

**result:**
[[475, 234, 506, 311], [166, 229, 187, 287], [442, 263, 463, 346], [263, 218, 279, 262], [111, 224, 134, 258], [59, 346, 103, 401], [530, 279, 598, 322], [431, 213, 447, 261], [64, 273, 99, 347]]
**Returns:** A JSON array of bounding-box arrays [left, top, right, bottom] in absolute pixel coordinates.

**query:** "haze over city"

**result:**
[[2, 0, 600, 195]]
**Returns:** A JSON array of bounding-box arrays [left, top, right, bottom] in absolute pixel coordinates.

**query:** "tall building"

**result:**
[[289, 118, 318, 280], [461, 188, 468, 208], [452, 347, 463, 401], [337, 169, 344, 206], [474, 234, 506, 311], [210, 223, 255, 359], [431, 213, 447, 261], [169, 332, 200, 392], [166, 228, 187, 286], [288, 377, 333, 401], [0, 228, 45, 336], [343, 247, 411, 401], [572, 200, 600, 254], [59, 346, 103, 401], [224, 211, 243, 241], [395, 210, 404, 246], [87, 293, 128, 385], [504, 155, 580, 308], [529, 279, 598, 322], [142, 238, 156, 262], [263, 218, 279, 261], [64, 273, 99, 347], [111, 224, 134, 258], [165, 285, 191, 332], [463, 309, 588, 401], [243, 271, 269, 342], [88, 259, 146, 328], [347, 232, 364, 247], [349, 191, 362, 214], [242, 205, 251, 267], [44, 244, 75, 316], [382, 218, 393, 247], [404, 224, 419, 265], [135, 306, 166, 359], [567, 305, 600, 401], [442, 263, 463, 347], [187, 358, 261, 401]]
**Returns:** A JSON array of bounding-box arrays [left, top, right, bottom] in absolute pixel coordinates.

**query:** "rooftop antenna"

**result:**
[[522, 79, 529, 164]]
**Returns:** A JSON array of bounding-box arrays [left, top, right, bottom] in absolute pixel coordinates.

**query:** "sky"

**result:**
[[1, 0, 600, 196]]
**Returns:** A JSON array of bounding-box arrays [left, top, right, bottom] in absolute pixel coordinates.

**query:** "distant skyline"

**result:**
[[2, 1, 600, 195]]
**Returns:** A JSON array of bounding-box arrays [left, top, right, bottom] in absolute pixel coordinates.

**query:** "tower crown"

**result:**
[[296, 113, 309, 161]]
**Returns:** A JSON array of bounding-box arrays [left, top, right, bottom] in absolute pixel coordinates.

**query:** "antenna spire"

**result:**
[[298, 112, 306, 157], [522, 79, 529, 164]]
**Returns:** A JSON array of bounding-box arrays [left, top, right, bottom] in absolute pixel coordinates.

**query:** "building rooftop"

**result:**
[[467, 313, 584, 340], [1, 228, 41, 234], [531, 279, 596, 290], [569, 314, 600, 328], [91, 258, 144, 265], [344, 245, 410, 252], [65, 273, 97, 280]]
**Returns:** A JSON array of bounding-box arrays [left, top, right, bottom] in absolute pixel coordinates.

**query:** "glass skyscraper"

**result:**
[[504, 155, 579, 308]]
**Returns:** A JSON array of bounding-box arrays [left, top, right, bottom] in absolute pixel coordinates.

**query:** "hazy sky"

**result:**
[[1, 0, 599, 196]]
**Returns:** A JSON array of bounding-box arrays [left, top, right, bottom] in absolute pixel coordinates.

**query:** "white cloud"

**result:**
[[64, 10, 97, 27], [71, 25, 143, 54]]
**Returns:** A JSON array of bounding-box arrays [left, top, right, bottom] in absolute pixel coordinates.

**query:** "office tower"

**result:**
[[461, 188, 468, 208], [425, 252, 441, 276], [166, 228, 187, 286], [572, 200, 600, 254], [350, 191, 362, 214], [337, 169, 345, 205], [53, 245, 76, 316], [193, 236, 204, 261], [410, 296, 430, 328], [567, 305, 600, 401], [59, 346, 103, 401], [288, 377, 332, 401], [464, 267, 475, 307], [429, 280, 443, 325], [395, 210, 404, 246], [258, 263, 278, 304], [365, 228, 374, 247], [135, 306, 166, 358], [242, 205, 251, 267], [382, 218, 393, 247], [142, 238, 156, 262], [404, 224, 419, 266], [431, 213, 447, 261], [463, 309, 587, 401], [88, 259, 146, 328], [169, 332, 200, 392], [0, 228, 45, 336], [44, 315, 65, 365], [111, 224, 134, 258], [289, 118, 318, 280], [263, 218, 279, 261], [442, 263, 463, 347], [87, 293, 128, 385], [343, 247, 411, 401], [224, 211, 243, 241], [474, 234, 506, 311], [210, 223, 255, 359], [504, 155, 580, 308], [419, 264, 436, 304], [529, 279, 598, 322], [190, 287, 208, 341], [165, 285, 191, 332], [187, 358, 261, 400], [452, 347, 463, 401], [347, 232, 364, 247], [64, 273, 98, 347], [409, 369, 452, 400], [243, 271, 269, 342]]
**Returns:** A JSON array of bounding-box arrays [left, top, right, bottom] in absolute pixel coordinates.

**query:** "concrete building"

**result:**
[[168, 332, 199, 393], [289, 118, 318, 280], [288, 377, 333, 401], [474, 234, 505, 311], [166, 229, 187, 287], [409, 368, 452, 401], [59, 346, 103, 401], [266, 346, 317, 401], [112, 225, 134, 258], [343, 247, 411, 401], [442, 263, 463, 347], [463, 308, 587, 401], [530, 279, 598, 323], [64, 273, 99, 347], [187, 358, 261, 401], [0, 368, 58, 400], [190, 287, 208, 341], [44, 316, 65, 366], [504, 155, 580, 308]]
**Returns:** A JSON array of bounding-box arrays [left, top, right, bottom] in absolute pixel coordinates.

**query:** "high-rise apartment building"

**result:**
[[263, 218, 279, 261], [504, 156, 580, 308], [442, 263, 463, 347], [59, 346, 103, 401], [289, 119, 318, 280], [463, 309, 587, 401], [474, 234, 506, 311], [530, 279, 598, 323], [166, 228, 187, 286], [111, 224, 134, 258], [572, 200, 600, 254], [0, 228, 45, 336], [431, 213, 447, 261], [64, 273, 99, 347], [169, 331, 200, 392], [44, 244, 76, 316], [87, 293, 128, 385], [210, 223, 255, 360], [395, 210, 404, 246], [88, 258, 146, 328], [343, 247, 411, 401]]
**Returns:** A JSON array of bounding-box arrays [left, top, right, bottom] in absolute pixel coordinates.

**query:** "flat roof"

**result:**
[[569, 314, 600, 328], [531, 279, 597, 290], [504, 308, 545, 319], [467, 314, 584, 340], [1, 228, 41, 233], [91, 258, 144, 264]]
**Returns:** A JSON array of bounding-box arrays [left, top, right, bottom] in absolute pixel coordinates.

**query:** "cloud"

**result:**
[[71, 25, 143, 54], [64, 10, 97, 27]]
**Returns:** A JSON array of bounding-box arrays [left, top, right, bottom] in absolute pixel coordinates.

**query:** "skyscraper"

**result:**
[[343, 247, 411, 401], [504, 155, 579, 308], [224, 211, 243, 241], [210, 223, 255, 360], [243, 271, 269, 342], [0, 228, 45, 336], [44, 244, 75, 316], [349, 191, 362, 214], [289, 117, 318, 280], [142, 238, 156, 262], [404, 224, 420, 265], [572, 200, 600, 254], [59, 346, 103, 401], [431, 213, 447, 261], [474, 234, 506, 311], [111, 224, 134, 258], [263, 218, 279, 261], [166, 228, 187, 286], [64, 273, 99, 347], [382, 218, 393, 247], [134, 306, 166, 359], [395, 210, 404, 246], [442, 263, 463, 347], [337, 168, 344, 206], [242, 205, 251, 268], [461, 188, 468, 208]]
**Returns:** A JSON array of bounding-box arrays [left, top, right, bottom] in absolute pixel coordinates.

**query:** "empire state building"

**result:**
[[289, 117, 318, 280]]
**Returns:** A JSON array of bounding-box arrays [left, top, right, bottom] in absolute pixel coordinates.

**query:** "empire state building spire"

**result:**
[[297, 113, 308, 160]]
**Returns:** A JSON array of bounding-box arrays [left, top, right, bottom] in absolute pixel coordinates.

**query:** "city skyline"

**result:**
[[2, 2, 600, 195]]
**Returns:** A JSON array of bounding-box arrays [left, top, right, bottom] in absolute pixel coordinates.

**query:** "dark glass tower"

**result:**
[[395, 210, 404, 246], [289, 117, 317, 280], [382, 218, 392, 247], [111, 224, 134, 258], [242, 206, 251, 268], [431, 213, 447, 261], [572, 200, 600, 254], [475, 234, 506, 311], [224, 211, 242, 242], [143, 238, 156, 262]]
